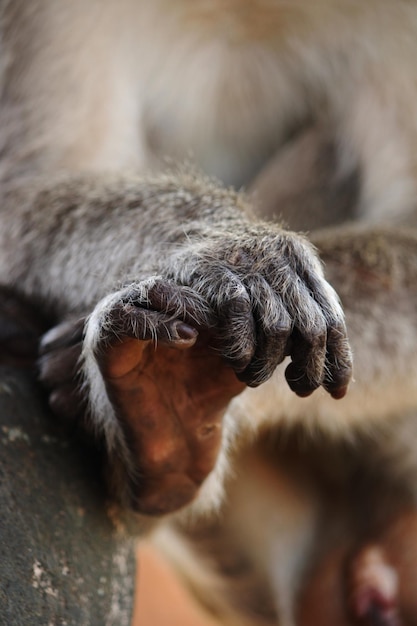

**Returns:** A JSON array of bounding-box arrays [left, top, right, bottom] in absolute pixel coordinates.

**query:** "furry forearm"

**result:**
[[0, 169, 260, 318]]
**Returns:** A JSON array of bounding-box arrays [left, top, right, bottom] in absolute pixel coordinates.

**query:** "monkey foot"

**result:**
[[39, 280, 246, 516], [96, 309, 245, 515], [349, 545, 401, 626]]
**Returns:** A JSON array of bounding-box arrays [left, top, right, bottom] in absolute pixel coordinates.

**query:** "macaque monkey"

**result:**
[[1, 1, 417, 624]]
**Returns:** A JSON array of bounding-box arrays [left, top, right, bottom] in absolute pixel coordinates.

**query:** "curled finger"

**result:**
[[238, 276, 292, 386], [285, 280, 328, 396]]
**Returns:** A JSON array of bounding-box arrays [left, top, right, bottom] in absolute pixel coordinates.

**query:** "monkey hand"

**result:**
[[164, 228, 353, 397], [38, 229, 352, 516]]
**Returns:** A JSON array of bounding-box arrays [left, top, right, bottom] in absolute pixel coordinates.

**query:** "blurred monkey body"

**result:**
[[1, 1, 417, 625], [2, 0, 417, 212]]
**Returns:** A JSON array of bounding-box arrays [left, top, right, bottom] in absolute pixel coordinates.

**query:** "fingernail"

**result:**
[[174, 322, 198, 341], [330, 385, 348, 399]]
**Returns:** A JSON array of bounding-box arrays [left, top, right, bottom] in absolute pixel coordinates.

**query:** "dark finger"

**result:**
[[238, 276, 292, 386], [285, 280, 328, 396], [284, 327, 327, 396], [302, 271, 353, 397], [212, 271, 256, 373], [323, 324, 353, 399]]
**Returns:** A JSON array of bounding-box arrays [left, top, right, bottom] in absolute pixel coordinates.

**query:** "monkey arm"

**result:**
[[0, 169, 352, 516], [0, 169, 351, 391]]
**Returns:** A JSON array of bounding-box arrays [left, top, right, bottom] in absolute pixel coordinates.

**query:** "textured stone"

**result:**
[[0, 366, 135, 626]]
